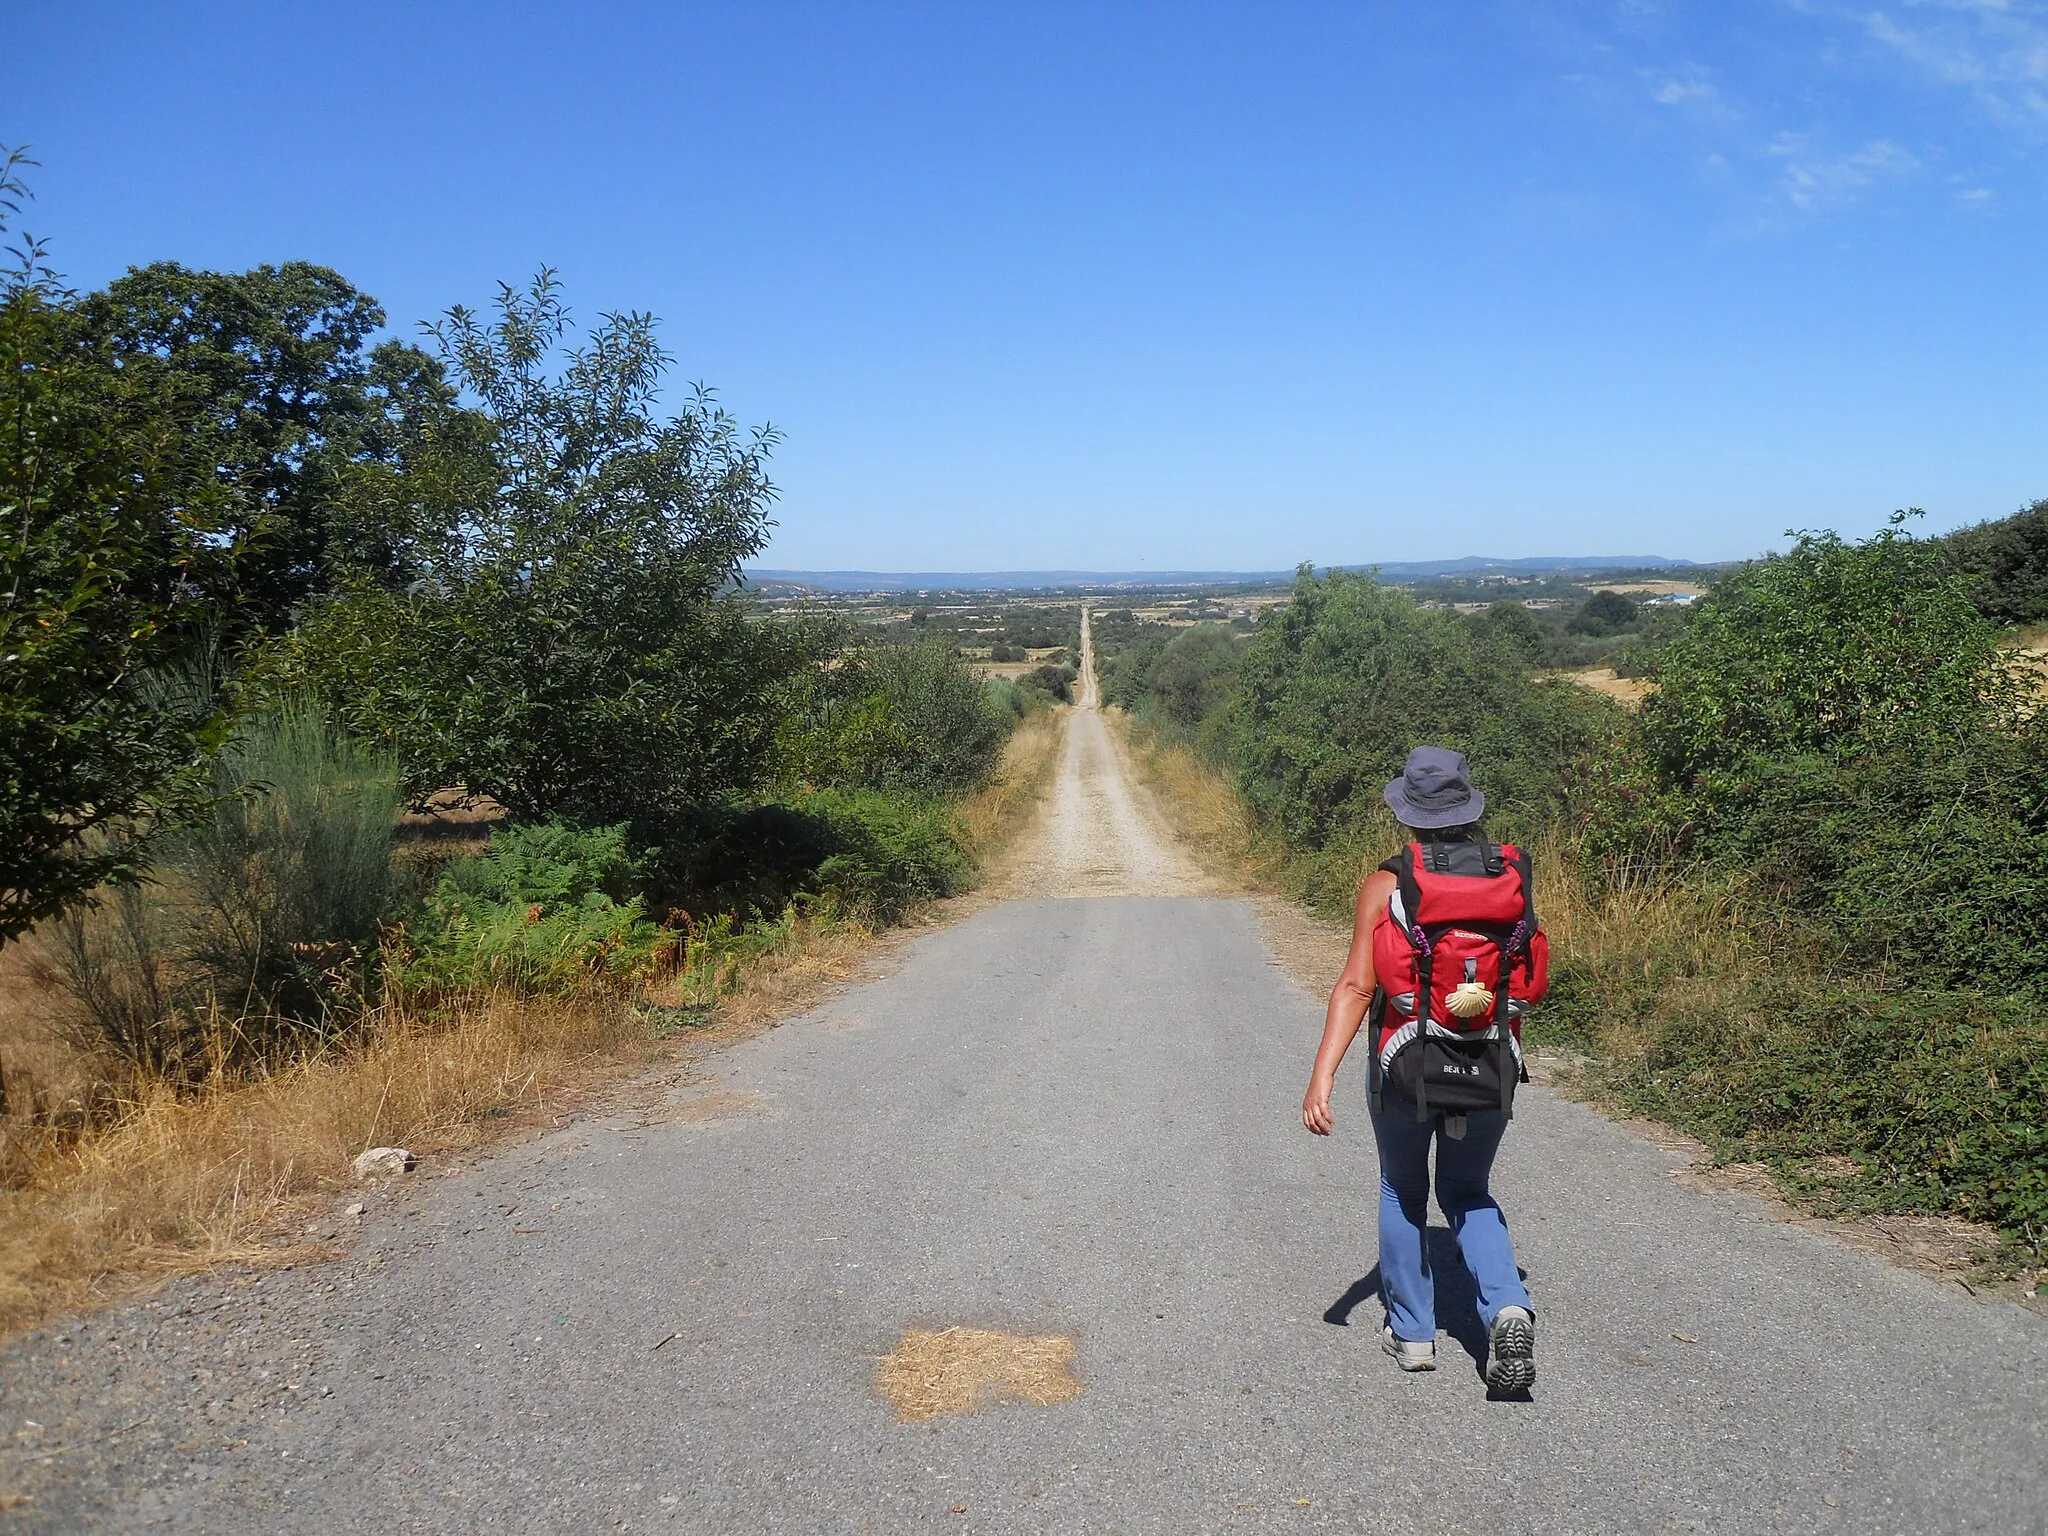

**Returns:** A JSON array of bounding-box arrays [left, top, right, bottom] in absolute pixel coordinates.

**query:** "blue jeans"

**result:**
[[1369, 1096, 1531, 1342]]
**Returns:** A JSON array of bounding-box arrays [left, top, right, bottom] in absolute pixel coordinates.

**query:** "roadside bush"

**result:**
[[1602, 984, 2048, 1259], [777, 638, 1009, 796], [54, 709, 400, 1076], [1225, 569, 1621, 870], [1020, 663, 1077, 704], [404, 821, 673, 991], [1121, 625, 1241, 741], [1637, 523, 2019, 793], [1568, 521, 2048, 1258], [1587, 523, 2046, 977], [804, 788, 975, 921], [983, 677, 1033, 720], [1938, 498, 2048, 626]]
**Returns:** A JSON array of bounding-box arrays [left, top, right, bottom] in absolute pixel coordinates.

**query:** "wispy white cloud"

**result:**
[[1652, 63, 1722, 104], [1856, 1, 2048, 118], [1770, 133, 1921, 209]]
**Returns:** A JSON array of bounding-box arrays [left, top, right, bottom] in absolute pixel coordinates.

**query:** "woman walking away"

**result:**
[[1300, 746, 1549, 1392]]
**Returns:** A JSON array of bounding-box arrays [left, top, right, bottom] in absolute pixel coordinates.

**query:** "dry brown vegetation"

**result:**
[[1111, 715, 1282, 890], [0, 985, 654, 1334], [954, 707, 1065, 861], [874, 1326, 1081, 1421], [1548, 666, 1652, 709]]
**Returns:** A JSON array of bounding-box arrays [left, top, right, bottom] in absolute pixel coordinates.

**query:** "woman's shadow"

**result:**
[[1323, 1229, 1532, 1400]]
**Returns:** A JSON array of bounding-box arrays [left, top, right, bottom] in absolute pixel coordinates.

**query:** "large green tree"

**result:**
[[278, 272, 793, 826], [0, 154, 233, 1117], [78, 260, 475, 636], [1937, 498, 2048, 627]]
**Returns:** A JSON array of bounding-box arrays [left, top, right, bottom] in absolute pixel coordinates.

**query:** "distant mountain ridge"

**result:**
[[1364, 555, 1696, 578], [746, 556, 1698, 593]]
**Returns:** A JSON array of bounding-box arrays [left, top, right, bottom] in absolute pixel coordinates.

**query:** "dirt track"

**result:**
[[992, 610, 1215, 900]]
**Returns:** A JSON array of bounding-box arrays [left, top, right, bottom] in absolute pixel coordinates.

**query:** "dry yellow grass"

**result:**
[[0, 986, 654, 1334], [1111, 714, 1285, 890], [1548, 667, 1652, 709], [955, 706, 1064, 858], [874, 1326, 1080, 1420]]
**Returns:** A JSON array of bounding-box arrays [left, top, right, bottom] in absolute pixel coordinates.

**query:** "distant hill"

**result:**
[[1358, 555, 1696, 579], [744, 569, 1289, 593], [745, 557, 1698, 594]]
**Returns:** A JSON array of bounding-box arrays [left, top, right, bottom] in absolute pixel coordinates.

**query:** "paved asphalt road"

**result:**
[[5, 662, 2045, 1532], [8, 895, 2047, 1533]]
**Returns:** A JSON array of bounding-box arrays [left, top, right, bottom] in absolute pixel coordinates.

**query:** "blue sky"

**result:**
[[9, 2, 2047, 569]]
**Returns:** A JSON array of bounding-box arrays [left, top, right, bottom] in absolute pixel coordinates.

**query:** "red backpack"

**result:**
[[1369, 840, 1549, 1121]]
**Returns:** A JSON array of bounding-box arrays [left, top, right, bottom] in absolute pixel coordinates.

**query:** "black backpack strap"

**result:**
[[1507, 845, 1537, 935], [1380, 843, 1436, 1124], [1367, 988, 1387, 1116]]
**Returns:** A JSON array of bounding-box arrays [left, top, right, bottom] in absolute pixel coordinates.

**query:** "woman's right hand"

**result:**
[[1302, 1074, 1335, 1136]]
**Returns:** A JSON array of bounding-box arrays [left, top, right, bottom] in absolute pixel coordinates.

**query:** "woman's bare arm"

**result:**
[[1301, 867, 1396, 1135]]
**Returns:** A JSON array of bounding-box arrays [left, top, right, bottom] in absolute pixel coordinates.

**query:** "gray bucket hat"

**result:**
[[1382, 745, 1485, 830]]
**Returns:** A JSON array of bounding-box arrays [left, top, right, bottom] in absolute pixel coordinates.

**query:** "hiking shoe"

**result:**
[[1486, 1306, 1536, 1393], [1380, 1325, 1436, 1372]]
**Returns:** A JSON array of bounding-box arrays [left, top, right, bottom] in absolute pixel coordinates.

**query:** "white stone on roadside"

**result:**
[[344, 1202, 366, 1217], [351, 1147, 416, 1180]]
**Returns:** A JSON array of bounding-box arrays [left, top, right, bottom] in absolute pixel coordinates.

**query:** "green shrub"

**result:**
[[1937, 498, 2048, 626], [776, 638, 1009, 796], [1601, 984, 2048, 1260], [1571, 521, 2048, 1256], [640, 802, 844, 921], [1019, 663, 1077, 704], [54, 708, 400, 1075], [1566, 589, 1640, 637], [1129, 625, 1241, 740], [1639, 523, 2019, 789], [1588, 523, 2048, 985], [983, 676, 1033, 719], [804, 788, 975, 921], [1225, 568, 1620, 860], [404, 821, 672, 991]]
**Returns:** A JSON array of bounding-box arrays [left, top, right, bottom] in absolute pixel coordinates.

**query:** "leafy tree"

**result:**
[[1464, 600, 1545, 665], [1141, 624, 1240, 736], [1638, 520, 2021, 788], [0, 152, 226, 948], [274, 272, 791, 826], [1226, 568, 1618, 853], [1565, 588, 1639, 637], [78, 261, 475, 636], [1938, 498, 2048, 626], [0, 153, 232, 1111], [776, 636, 1009, 795]]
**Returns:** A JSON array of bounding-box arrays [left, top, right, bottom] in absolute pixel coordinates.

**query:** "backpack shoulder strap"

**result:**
[[1378, 843, 1425, 933], [1505, 844, 1537, 933]]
